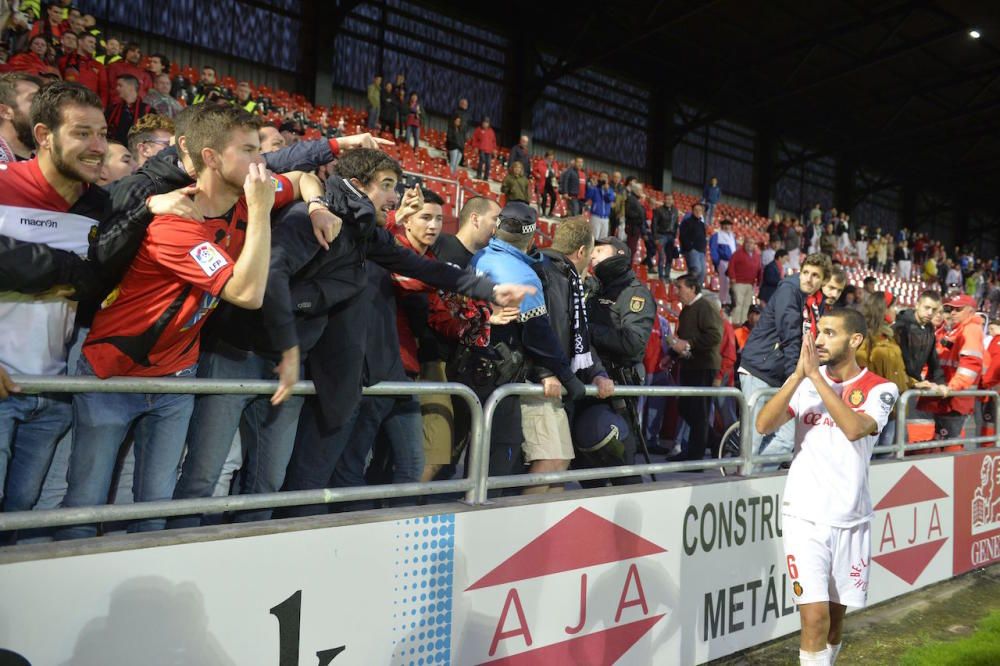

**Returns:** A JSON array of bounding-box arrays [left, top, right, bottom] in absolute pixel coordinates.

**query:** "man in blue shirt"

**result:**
[[584, 171, 615, 241], [469, 202, 587, 481]]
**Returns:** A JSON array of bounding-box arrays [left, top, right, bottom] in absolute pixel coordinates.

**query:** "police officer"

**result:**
[[586, 237, 656, 467], [461, 202, 587, 482]]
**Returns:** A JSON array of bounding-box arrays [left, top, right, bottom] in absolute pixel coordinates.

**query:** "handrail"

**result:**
[[3, 375, 997, 533], [893, 388, 1000, 456], [474, 383, 749, 503], [0, 376, 483, 531]]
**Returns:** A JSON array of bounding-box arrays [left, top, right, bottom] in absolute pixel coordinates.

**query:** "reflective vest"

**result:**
[[235, 98, 258, 114], [932, 315, 984, 415]]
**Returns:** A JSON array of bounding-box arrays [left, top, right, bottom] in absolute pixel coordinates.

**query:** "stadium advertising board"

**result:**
[[0, 457, 963, 665], [953, 450, 1000, 574]]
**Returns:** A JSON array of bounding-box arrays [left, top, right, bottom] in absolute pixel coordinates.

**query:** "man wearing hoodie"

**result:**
[[740, 252, 832, 463]]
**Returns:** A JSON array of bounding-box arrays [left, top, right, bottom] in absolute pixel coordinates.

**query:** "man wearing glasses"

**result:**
[[127, 113, 174, 167]]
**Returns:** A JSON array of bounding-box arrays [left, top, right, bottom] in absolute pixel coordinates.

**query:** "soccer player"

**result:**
[[756, 308, 898, 665]]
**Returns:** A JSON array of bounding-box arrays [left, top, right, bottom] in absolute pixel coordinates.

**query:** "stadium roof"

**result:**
[[440, 0, 1000, 222]]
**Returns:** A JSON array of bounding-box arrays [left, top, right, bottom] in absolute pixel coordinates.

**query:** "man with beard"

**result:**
[[757, 309, 897, 666], [0, 82, 109, 534], [0, 73, 40, 162]]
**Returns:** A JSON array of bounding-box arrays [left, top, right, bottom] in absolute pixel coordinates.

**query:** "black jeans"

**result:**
[[678, 367, 716, 460]]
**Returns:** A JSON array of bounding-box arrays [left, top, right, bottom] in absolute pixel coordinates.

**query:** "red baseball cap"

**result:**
[[944, 294, 976, 309]]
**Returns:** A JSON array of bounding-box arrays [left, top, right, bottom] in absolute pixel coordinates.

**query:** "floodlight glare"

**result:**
[[969, 29, 982, 39]]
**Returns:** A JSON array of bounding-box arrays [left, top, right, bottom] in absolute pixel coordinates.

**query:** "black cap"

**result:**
[[595, 236, 629, 256], [496, 201, 537, 235]]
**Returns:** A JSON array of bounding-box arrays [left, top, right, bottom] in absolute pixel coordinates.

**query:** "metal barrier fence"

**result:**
[[1, 376, 997, 532], [475, 383, 752, 503], [893, 388, 1000, 455], [0, 376, 483, 531]]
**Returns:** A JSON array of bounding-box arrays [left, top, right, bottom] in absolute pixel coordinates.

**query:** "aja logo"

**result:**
[[464, 508, 668, 665], [873, 466, 949, 585]]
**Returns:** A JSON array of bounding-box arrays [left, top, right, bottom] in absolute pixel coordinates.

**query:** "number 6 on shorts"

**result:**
[[786, 554, 799, 579]]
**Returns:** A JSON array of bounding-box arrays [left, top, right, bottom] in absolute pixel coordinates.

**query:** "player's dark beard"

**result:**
[[13, 112, 35, 151], [50, 134, 100, 184]]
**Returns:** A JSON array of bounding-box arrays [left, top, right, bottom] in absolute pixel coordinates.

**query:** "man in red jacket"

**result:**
[[103, 41, 151, 106], [919, 294, 985, 445], [59, 32, 104, 97], [727, 236, 762, 326], [471, 116, 496, 180]]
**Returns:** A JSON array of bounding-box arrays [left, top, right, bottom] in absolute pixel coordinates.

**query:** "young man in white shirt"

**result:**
[[756, 307, 898, 665]]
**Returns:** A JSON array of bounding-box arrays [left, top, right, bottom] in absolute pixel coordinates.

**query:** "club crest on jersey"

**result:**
[[792, 581, 803, 596], [189, 242, 227, 276], [848, 389, 865, 406]]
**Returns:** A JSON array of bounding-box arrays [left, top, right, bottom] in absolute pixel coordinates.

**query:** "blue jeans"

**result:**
[[55, 356, 196, 540], [448, 149, 462, 173], [367, 105, 379, 129], [332, 395, 424, 488], [740, 372, 794, 470], [407, 125, 420, 149], [685, 250, 707, 286], [169, 343, 303, 527], [705, 203, 716, 227], [0, 393, 72, 514], [477, 151, 492, 180], [655, 235, 672, 278]]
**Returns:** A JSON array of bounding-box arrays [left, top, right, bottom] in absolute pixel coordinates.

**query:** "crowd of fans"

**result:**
[[1, 3, 999, 544]]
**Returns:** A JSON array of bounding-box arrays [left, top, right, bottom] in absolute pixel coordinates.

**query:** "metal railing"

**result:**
[[892, 388, 1000, 455], [0, 376, 483, 532], [2, 376, 997, 533], [475, 383, 751, 503]]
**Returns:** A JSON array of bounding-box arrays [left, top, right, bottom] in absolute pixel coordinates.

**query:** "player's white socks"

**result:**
[[828, 642, 842, 663], [799, 647, 831, 665]]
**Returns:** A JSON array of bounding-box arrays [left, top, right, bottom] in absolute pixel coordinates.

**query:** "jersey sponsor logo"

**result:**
[[629, 295, 646, 313], [189, 242, 228, 276], [272, 176, 284, 192], [848, 388, 865, 406], [801, 411, 835, 427]]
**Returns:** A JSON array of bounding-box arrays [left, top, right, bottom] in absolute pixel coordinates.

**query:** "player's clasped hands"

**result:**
[[796, 332, 820, 379]]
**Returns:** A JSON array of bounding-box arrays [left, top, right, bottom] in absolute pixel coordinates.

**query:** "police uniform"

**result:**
[[586, 237, 655, 466], [463, 203, 586, 481]]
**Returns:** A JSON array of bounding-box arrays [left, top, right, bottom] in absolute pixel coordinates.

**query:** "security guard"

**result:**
[[460, 202, 586, 481], [586, 236, 656, 466], [233, 80, 259, 114]]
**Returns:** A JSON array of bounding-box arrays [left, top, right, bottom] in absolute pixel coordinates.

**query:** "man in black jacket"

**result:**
[[739, 252, 831, 464], [526, 217, 614, 492], [258, 151, 533, 517], [652, 195, 679, 280], [558, 157, 584, 216], [623, 181, 646, 260], [893, 290, 945, 386], [679, 201, 708, 287], [586, 236, 655, 472]]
